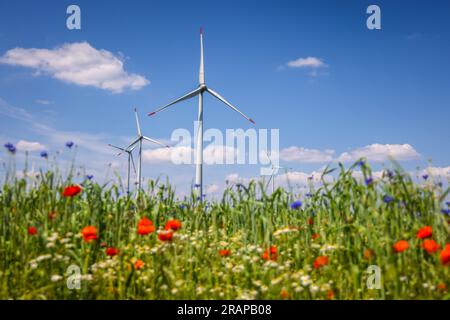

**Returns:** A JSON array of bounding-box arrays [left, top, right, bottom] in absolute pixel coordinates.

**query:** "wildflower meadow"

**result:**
[[0, 148, 449, 300]]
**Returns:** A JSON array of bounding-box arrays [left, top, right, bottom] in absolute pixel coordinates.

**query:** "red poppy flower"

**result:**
[[81, 226, 98, 242], [440, 244, 450, 266], [262, 245, 277, 261], [326, 290, 335, 300], [134, 260, 144, 270], [307, 218, 314, 226], [280, 289, 289, 299], [27, 226, 37, 235], [311, 233, 320, 240], [219, 249, 231, 257], [313, 256, 329, 269], [137, 217, 155, 235], [48, 211, 57, 220], [392, 240, 409, 253], [422, 239, 440, 254], [105, 247, 119, 257], [437, 283, 447, 292], [165, 219, 182, 231], [158, 230, 173, 241], [62, 185, 82, 197], [416, 226, 432, 239], [364, 248, 375, 260]]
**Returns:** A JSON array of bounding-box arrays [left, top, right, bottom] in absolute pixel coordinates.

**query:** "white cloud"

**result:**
[[420, 166, 450, 179], [337, 144, 420, 162], [352, 170, 385, 180], [225, 173, 253, 185], [142, 146, 189, 164], [16, 140, 46, 152], [287, 56, 326, 68], [280, 146, 335, 163], [205, 184, 220, 194], [226, 167, 332, 190], [0, 42, 149, 93], [142, 145, 240, 165]]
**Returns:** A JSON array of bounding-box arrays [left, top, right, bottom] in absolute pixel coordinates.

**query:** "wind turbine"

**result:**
[[127, 108, 169, 191], [148, 28, 255, 199], [108, 143, 137, 195], [264, 151, 292, 193]]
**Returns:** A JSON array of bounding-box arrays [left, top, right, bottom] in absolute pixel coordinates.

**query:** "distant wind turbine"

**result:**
[[108, 143, 137, 195], [264, 151, 292, 193], [148, 28, 255, 199], [127, 108, 169, 191]]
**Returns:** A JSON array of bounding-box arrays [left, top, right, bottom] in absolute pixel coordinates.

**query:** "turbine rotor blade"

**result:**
[[206, 87, 255, 124], [108, 144, 127, 152], [130, 152, 137, 174], [127, 137, 141, 150], [199, 27, 205, 85], [143, 136, 170, 148], [148, 87, 202, 116], [129, 143, 138, 152], [265, 150, 274, 166], [108, 144, 126, 156], [134, 108, 142, 136], [266, 175, 274, 190]]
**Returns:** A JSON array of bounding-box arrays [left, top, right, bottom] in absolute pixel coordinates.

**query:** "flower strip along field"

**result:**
[[0, 161, 449, 299]]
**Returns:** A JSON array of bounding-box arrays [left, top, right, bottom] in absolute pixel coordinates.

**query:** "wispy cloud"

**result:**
[[0, 42, 149, 93], [286, 56, 327, 69]]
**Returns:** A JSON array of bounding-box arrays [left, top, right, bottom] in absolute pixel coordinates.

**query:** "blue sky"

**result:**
[[1, 0, 449, 196]]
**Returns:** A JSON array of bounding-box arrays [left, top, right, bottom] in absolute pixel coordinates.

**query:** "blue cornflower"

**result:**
[[385, 170, 394, 178], [65, 141, 74, 148], [383, 195, 394, 203], [86, 174, 94, 180], [40, 151, 48, 159], [290, 200, 302, 210], [365, 177, 373, 186], [446, 201, 450, 207], [305, 193, 313, 198], [357, 160, 365, 167], [4, 142, 16, 154], [179, 205, 186, 209], [422, 174, 429, 180], [441, 209, 450, 216], [194, 184, 201, 188]]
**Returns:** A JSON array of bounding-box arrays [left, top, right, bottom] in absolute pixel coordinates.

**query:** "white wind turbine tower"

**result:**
[[148, 28, 255, 199], [127, 108, 169, 191], [108, 143, 137, 195]]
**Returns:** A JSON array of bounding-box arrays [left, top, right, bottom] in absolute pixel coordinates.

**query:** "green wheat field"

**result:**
[[0, 158, 449, 300]]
